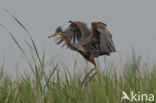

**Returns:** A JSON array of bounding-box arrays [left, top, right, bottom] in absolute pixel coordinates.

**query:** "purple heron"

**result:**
[[48, 21, 116, 85]]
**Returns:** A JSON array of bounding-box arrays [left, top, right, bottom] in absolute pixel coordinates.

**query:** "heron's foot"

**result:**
[[95, 66, 99, 73]]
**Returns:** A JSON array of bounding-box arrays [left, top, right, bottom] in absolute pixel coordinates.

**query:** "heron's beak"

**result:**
[[48, 32, 61, 38]]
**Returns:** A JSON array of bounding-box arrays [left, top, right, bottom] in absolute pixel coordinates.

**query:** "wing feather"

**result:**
[[54, 21, 81, 48], [91, 22, 116, 54], [97, 28, 116, 52]]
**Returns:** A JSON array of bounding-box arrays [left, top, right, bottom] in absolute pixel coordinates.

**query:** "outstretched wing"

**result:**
[[91, 22, 116, 54], [55, 21, 81, 47]]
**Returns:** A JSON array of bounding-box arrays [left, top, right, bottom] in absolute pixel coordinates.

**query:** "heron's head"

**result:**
[[48, 26, 63, 38]]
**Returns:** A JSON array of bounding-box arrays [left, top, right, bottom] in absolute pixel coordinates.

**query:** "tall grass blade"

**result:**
[[30, 36, 43, 67], [4, 9, 30, 33], [42, 63, 59, 95], [1, 22, 36, 76], [25, 41, 34, 50], [9, 32, 26, 56]]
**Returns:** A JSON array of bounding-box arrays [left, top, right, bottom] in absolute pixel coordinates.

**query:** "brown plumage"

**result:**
[[48, 21, 116, 86]]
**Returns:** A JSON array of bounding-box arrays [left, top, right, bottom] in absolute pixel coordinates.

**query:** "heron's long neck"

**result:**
[[61, 35, 79, 51]]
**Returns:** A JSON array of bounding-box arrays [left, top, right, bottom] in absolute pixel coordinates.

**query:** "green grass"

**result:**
[[0, 53, 156, 103], [0, 10, 156, 103]]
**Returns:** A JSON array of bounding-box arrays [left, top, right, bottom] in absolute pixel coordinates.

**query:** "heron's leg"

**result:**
[[88, 66, 99, 83], [81, 68, 95, 86], [81, 54, 96, 86], [82, 53, 97, 85]]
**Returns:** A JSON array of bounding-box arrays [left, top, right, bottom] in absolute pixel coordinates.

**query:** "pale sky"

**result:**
[[0, 0, 156, 74]]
